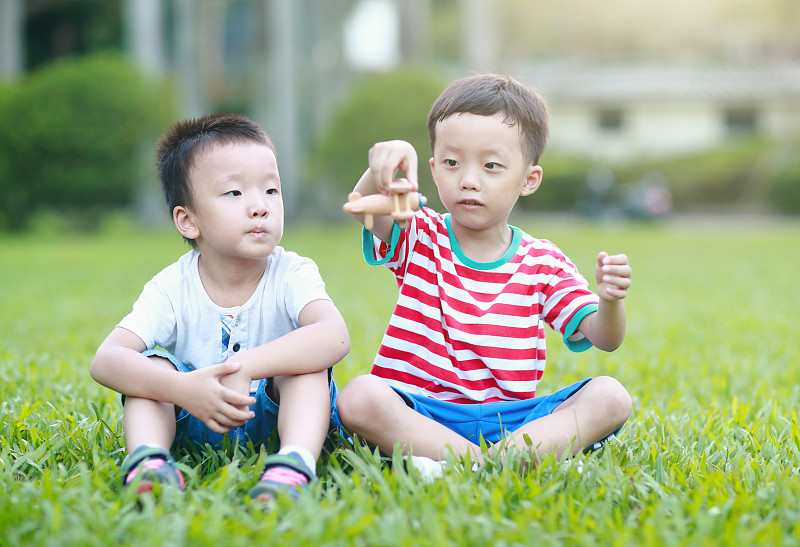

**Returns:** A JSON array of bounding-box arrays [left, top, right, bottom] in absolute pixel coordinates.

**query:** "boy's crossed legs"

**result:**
[[122, 354, 332, 499], [337, 374, 632, 468]]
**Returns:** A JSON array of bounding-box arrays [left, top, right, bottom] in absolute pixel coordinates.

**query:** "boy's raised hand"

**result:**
[[368, 140, 419, 193], [177, 361, 256, 434], [595, 252, 632, 301]]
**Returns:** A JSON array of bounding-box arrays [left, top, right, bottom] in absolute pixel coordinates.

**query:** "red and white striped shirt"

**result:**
[[363, 208, 599, 404]]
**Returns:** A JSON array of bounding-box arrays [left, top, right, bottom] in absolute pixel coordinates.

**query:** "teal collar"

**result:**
[[445, 214, 521, 270]]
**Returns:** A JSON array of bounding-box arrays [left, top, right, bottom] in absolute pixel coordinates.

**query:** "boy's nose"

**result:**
[[460, 168, 480, 191], [250, 198, 268, 218]]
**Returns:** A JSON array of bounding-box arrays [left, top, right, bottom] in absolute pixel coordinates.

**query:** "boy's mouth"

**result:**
[[248, 225, 267, 236], [458, 199, 483, 207]]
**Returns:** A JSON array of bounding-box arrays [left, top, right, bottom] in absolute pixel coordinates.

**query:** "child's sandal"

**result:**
[[248, 452, 315, 503], [121, 445, 185, 494]]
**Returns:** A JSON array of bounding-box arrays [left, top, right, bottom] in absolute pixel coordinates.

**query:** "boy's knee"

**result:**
[[337, 375, 386, 427], [274, 370, 328, 389], [592, 375, 632, 425], [272, 370, 329, 403]]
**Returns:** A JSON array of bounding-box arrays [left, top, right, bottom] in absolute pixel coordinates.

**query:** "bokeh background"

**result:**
[[1, 0, 799, 231]]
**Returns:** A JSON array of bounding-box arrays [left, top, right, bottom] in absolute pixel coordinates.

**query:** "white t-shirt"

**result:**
[[118, 247, 331, 392]]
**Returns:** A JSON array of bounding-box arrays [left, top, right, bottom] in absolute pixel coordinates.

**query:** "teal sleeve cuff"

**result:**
[[362, 223, 401, 266], [563, 303, 598, 352]]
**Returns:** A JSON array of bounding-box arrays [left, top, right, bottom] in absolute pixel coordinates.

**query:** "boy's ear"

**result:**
[[428, 157, 438, 186], [520, 165, 543, 197], [173, 205, 200, 241]]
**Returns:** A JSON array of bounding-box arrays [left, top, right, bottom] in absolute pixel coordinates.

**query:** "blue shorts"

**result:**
[[132, 349, 342, 452], [394, 378, 619, 451]]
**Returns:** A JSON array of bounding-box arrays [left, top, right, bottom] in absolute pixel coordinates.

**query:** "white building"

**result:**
[[524, 63, 800, 162]]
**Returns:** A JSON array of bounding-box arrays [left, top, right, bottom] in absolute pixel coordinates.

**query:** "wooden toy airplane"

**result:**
[[343, 181, 426, 230]]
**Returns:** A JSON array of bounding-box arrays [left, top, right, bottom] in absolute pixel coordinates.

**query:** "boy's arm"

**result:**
[[577, 252, 631, 352], [348, 140, 418, 243], [221, 298, 350, 384], [91, 327, 256, 433]]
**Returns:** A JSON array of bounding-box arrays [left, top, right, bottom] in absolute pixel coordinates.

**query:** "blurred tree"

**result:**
[[307, 68, 445, 219], [397, 0, 432, 63], [25, 0, 122, 69], [0, 53, 174, 230], [1, 0, 24, 78], [461, 0, 497, 71], [122, 0, 165, 77], [429, 0, 461, 63]]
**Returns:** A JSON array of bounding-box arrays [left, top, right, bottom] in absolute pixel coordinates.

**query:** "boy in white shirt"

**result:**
[[91, 114, 349, 502]]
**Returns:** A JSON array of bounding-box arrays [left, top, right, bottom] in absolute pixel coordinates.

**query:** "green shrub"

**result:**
[[307, 68, 445, 214], [617, 138, 774, 211], [0, 53, 174, 231], [0, 83, 14, 230], [519, 153, 595, 212], [767, 154, 800, 215]]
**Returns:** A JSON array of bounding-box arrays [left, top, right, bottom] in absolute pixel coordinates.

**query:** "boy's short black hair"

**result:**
[[156, 112, 274, 215], [427, 74, 549, 165]]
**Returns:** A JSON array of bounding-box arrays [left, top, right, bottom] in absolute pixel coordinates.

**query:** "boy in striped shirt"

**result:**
[[338, 74, 633, 472]]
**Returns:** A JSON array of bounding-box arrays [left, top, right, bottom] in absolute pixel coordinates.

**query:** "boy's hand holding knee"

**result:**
[[595, 252, 632, 301], [178, 361, 256, 434], [367, 140, 419, 193], [219, 359, 256, 407]]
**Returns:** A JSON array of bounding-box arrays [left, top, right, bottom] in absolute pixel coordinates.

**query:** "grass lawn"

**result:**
[[1, 215, 799, 546]]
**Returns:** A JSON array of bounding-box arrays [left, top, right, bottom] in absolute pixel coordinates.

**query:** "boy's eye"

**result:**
[[485, 162, 500, 170], [444, 159, 458, 167], [266, 188, 278, 195], [225, 190, 241, 197]]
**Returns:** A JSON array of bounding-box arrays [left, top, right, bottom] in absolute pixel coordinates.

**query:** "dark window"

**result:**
[[724, 107, 758, 136], [597, 108, 624, 131]]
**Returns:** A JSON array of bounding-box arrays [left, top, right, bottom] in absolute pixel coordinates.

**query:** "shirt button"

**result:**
[[232, 343, 241, 352]]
